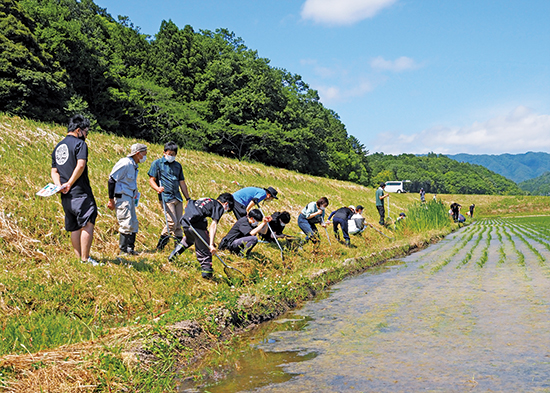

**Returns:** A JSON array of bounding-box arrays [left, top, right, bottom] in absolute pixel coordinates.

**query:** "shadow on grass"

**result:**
[[111, 256, 155, 272]]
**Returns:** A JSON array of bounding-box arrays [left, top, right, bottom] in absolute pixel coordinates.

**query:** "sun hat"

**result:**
[[127, 143, 147, 157], [266, 186, 278, 199]]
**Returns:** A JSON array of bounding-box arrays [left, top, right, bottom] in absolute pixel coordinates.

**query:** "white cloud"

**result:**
[[370, 56, 422, 72], [301, 0, 397, 25], [371, 106, 550, 155], [316, 80, 373, 104]]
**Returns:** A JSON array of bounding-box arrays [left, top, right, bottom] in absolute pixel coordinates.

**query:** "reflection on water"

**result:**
[[183, 220, 550, 392]]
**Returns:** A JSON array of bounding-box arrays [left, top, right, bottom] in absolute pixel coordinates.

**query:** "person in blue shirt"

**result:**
[[297, 197, 329, 243], [232, 186, 278, 219], [107, 143, 147, 255], [148, 141, 191, 251]]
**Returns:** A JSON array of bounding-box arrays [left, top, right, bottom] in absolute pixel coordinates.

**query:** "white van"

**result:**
[[384, 181, 409, 193]]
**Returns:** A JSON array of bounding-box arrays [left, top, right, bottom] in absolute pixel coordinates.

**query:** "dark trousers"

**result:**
[[179, 227, 213, 273], [228, 235, 258, 256], [332, 217, 350, 241], [377, 205, 385, 225]]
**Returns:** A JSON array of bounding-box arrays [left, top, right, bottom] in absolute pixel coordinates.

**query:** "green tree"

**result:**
[[0, 0, 67, 121]]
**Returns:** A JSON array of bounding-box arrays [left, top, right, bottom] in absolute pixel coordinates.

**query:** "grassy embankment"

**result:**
[[1, 114, 549, 392]]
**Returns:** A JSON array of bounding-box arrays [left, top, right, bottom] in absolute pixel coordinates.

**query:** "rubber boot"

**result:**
[[119, 233, 130, 255], [156, 234, 170, 250], [345, 239, 351, 247], [168, 236, 186, 261], [126, 233, 138, 255]]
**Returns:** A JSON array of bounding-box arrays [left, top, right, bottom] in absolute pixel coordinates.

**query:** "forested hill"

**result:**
[[518, 172, 550, 196], [1, 0, 369, 185], [369, 153, 523, 195], [447, 152, 550, 183]]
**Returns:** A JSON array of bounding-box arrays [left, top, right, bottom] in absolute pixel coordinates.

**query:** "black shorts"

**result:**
[[61, 194, 98, 232]]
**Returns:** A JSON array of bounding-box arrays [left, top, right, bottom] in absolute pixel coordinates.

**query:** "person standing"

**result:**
[[297, 197, 329, 243], [169, 194, 235, 279], [148, 141, 191, 251], [450, 202, 461, 222], [51, 114, 99, 265], [420, 188, 426, 203], [107, 143, 147, 255], [469, 203, 475, 219], [232, 186, 278, 220], [328, 205, 355, 246], [376, 183, 389, 225]]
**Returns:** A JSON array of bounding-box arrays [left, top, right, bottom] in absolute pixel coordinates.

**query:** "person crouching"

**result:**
[[219, 209, 269, 257]]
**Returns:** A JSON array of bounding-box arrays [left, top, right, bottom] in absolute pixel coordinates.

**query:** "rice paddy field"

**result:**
[[193, 216, 550, 392]]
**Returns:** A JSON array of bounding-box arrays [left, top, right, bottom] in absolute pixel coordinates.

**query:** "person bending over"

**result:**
[[219, 209, 270, 257], [169, 193, 234, 279], [232, 186, 278, 220], [329, 205, 355, 246], [297, 197, 329, 243]]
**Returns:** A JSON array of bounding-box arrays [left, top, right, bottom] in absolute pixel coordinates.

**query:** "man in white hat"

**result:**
[[107, 143, 147, 255]]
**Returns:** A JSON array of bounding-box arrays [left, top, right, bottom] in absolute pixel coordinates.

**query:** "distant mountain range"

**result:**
[[446, 152, 550, 183]]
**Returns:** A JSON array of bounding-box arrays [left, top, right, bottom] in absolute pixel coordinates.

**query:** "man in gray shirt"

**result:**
[[107, 143, 147, 255]]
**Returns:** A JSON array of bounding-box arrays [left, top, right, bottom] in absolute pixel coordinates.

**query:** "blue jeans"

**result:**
[[298, 214, 318, 241]]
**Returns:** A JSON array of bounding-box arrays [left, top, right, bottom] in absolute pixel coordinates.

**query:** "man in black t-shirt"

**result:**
[[259, 211, 291, 242], [51, 115, 99, 265], [219, 209, 270, 256], [169, 193, 234, 278]]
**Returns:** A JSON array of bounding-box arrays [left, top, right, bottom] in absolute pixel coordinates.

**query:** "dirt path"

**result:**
[[225, 218, 550, 392]]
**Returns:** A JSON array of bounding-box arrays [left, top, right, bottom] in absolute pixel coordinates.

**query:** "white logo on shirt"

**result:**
[[55, 144, 69, 166]]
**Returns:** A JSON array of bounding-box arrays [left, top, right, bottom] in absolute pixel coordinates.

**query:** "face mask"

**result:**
[[320, 206, 326, 211], [250, 220, 258, 227], [165, 155, 176, 163], [139, 155, 147, 163], [280, 222, 286, 227], [78, 130, 87, 141]]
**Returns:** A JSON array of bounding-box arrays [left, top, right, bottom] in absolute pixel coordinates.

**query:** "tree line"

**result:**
[[370, 153, 523, 195], [0, 0, 369, 184], [0, 0, 523, 195]]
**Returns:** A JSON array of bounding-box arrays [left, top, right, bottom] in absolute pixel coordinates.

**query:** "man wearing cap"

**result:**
[[232, 186, 278, 220], [376, 182, 389, 226], [51, 114, 99, 265], [107, 143, 147, 255]]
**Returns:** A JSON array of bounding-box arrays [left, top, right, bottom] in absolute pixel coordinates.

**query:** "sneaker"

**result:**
[[82, 257, 102, 266], [202, 271, 213, 279]]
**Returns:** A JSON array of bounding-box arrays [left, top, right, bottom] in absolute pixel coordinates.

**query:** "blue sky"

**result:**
[[95, 0, 550, 155]]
